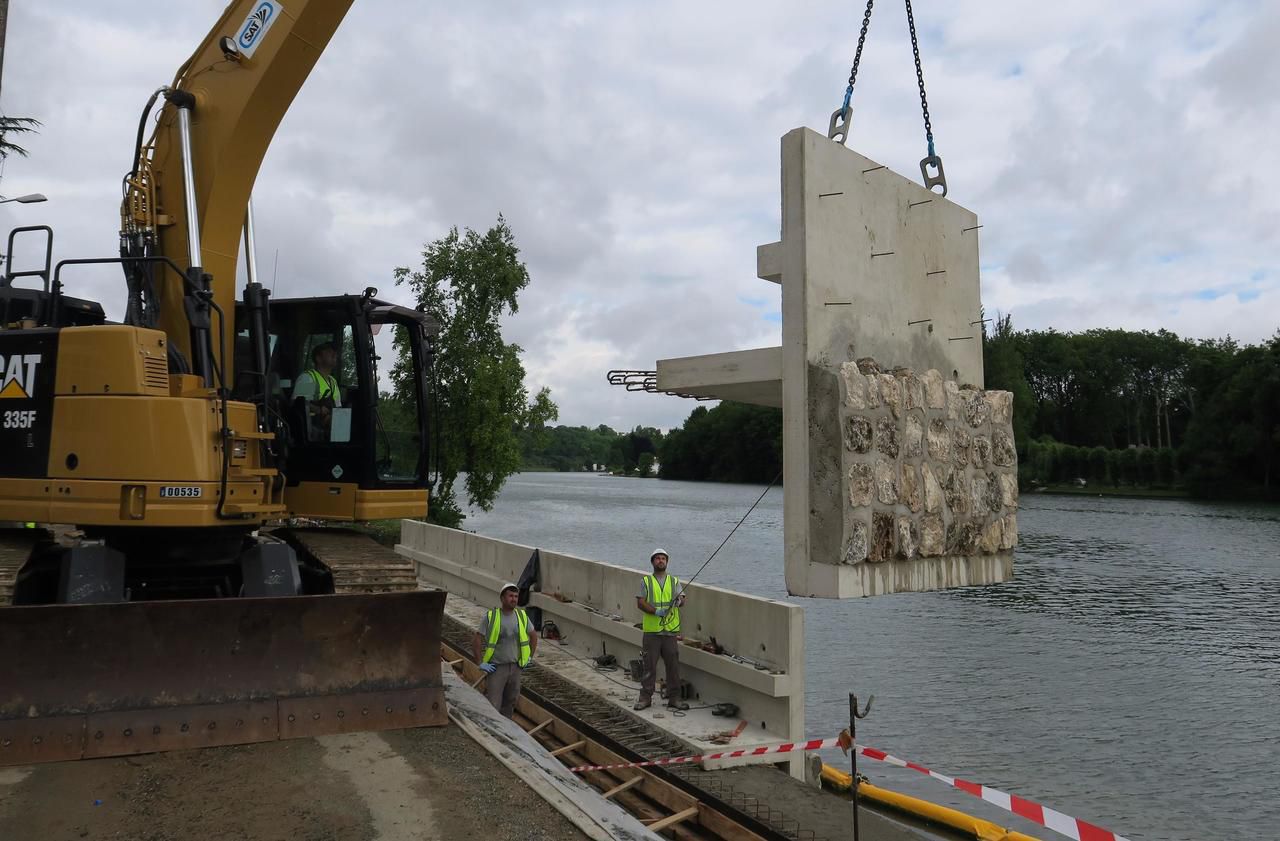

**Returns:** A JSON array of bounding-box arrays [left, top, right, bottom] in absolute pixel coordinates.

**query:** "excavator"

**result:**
[[0, 0, 448, 766]]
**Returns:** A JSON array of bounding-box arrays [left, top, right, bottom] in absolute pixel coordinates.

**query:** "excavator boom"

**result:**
[[139, 0, 354, 377]]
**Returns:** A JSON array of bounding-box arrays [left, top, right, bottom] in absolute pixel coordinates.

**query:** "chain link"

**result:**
[[903, 0, 933, 151], [842, 0, 876, 108]]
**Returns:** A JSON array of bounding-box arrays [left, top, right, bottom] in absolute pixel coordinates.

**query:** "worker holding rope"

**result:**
[[634, 549, 689, 711]]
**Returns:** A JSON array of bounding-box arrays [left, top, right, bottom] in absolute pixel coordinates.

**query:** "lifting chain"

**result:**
[[827, 0, 947, 197], [827, 0, 875, 145], [904, 0, 946, 195]]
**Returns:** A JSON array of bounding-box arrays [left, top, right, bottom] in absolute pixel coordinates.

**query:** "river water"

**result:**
[[462, 472, 1279, 841]]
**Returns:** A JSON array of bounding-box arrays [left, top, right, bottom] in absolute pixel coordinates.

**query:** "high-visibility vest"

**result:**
[[641, 574, 680, 634], [482, 607, 531, 667], [304, 369, 339, 402]]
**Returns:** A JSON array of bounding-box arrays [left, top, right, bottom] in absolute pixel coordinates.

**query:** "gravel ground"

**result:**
[[0, 725, 591, 841]]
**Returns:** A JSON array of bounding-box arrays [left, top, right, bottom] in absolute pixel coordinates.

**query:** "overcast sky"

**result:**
[[2, 1, 1276, 430]]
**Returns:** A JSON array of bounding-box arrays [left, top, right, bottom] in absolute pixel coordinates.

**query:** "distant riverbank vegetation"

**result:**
[[518, 320, 1277, 501], [984, 317, 1278, 501], [517, 402, 782, 484]]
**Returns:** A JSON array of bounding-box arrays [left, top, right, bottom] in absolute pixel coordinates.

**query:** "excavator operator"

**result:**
[[293, 341, 343, 440]]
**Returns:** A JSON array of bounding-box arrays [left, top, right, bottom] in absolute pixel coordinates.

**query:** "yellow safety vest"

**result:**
[[482, 607, 531, 667], [642, 574, 680, 634], [305, 369, 339, 401]]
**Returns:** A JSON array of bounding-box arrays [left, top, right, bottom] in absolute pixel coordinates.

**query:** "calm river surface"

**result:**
[[462, 473, 1279, 841]]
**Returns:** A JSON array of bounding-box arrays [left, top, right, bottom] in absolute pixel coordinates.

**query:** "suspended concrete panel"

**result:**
[[654, 127, 1014, 599]]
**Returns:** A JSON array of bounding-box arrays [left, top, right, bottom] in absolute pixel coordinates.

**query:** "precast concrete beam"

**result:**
[[655, 346, 782, 407]]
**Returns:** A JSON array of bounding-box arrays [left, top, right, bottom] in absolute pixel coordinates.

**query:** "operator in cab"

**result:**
[[292, 341, 343, 440]]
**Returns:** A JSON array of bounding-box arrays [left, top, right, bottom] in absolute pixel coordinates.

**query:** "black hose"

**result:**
[[128, 87, 167, 183]]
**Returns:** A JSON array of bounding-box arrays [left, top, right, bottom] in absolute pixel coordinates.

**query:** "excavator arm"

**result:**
[[125, 0, 354, 382]]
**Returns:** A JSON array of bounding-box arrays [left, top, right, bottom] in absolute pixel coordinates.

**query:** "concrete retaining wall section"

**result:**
[[774, 129, 1013, 598], [397, 520, 806, 776]]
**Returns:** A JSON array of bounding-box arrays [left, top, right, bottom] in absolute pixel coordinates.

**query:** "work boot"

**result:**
[[666, 700, 689, 711], [633, 698, 651, 711]]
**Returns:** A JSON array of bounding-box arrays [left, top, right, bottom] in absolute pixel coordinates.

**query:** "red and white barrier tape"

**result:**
[[567, 736, 1131, 841], [851, 744, 1131, 841]]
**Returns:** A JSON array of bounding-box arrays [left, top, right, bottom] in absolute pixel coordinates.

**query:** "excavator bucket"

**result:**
[[0, 589, 447, 767]]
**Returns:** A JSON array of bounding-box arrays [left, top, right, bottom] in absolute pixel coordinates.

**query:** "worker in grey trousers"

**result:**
[[473, 582, 538, 718], [634, 548, 690, 711]]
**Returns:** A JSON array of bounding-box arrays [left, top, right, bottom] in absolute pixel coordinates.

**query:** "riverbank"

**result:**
[[1026, 483, 1189, 499]]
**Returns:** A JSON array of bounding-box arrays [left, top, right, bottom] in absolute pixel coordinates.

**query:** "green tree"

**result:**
[[1154, 448, 1175, 487], [1181, 333, 1280, 497], [1104, 448, 1120, 486], [0, 116, 40, 161], [982, 314, 1035, 452], [1119, 448, 1139, 486], [659, 402, 781, 482], [1088, 447, 1108, 484], [1137, 447, 1156, 486], [393, 217, 558, 527]]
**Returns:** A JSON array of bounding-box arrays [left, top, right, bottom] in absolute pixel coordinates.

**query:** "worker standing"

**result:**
[[634, 549, 689, 711], [473, 582, 537, 719]]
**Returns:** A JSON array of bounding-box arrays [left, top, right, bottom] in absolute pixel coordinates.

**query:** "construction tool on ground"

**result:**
[[0, 0, 448, 765]]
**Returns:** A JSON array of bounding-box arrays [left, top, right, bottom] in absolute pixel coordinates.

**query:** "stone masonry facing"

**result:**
[[839, 358, 1018, 566]]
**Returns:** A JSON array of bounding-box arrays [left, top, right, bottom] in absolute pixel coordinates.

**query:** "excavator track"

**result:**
[[0, 528, 43, 606], [276, 527, 419, 594]]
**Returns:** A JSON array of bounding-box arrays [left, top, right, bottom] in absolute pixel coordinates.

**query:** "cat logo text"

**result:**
[[0, 353, 42, 400]]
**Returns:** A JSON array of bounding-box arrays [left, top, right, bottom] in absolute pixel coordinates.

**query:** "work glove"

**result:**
[[479, 662, 497, 674], [655, 607, 668, 617]]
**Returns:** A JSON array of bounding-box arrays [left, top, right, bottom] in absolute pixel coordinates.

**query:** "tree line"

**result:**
[[518, 402, 782, 484], [983, 316, 1279, 499]]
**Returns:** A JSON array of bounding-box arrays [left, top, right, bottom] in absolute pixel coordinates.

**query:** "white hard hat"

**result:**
[[650, 548, 669, 561], [500, 582, 519, 594]]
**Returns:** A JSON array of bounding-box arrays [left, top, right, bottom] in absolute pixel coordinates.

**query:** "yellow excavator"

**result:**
[[0, 0, 447, 766]]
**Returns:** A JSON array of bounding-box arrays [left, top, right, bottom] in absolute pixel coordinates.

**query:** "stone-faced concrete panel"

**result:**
[[663, 128, 1010, 598]]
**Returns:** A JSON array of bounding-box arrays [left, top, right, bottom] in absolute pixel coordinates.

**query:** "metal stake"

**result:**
[[849, 693, 873, 841]]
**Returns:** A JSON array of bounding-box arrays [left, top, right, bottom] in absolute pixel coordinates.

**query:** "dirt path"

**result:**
[[0, 725, 591, 841]]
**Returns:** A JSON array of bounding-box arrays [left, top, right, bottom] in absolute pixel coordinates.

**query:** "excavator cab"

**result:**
[[234, 291, 439, 522]]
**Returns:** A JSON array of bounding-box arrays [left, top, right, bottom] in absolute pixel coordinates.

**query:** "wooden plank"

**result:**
[[441, 640, 767, 840], [549, 739, 587, 758], [601, 775, 643, 799], [647, 806, 700, 833], [526, 718, 553, 736]]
